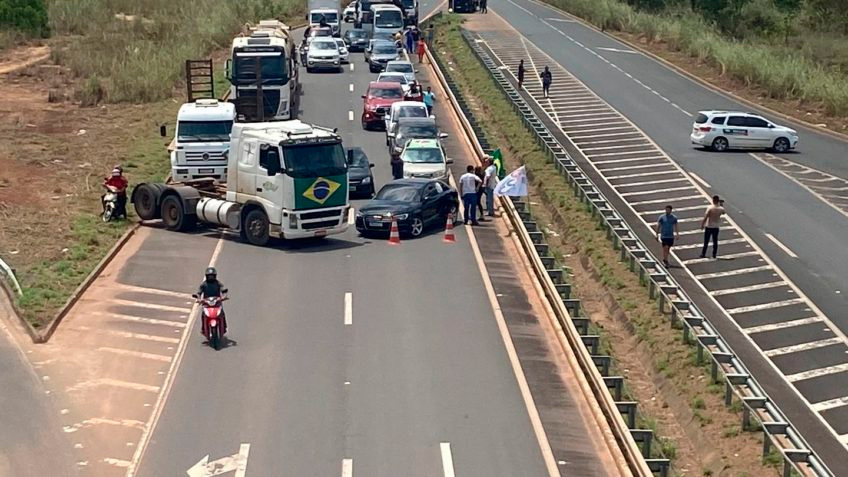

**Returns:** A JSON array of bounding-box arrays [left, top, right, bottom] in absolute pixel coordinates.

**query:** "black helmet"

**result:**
[[205, 267, 217, 278]]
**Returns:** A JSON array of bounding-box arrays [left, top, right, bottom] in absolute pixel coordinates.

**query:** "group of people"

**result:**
[[458, 156, 498, 225], [516, 60, 553, 97], [655, 195, 726, 268], [395, 25, 430, 63]]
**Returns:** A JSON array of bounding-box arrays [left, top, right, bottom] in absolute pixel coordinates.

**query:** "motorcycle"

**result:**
[[102, 184, 120, 222], [192, 291, 229, 350]]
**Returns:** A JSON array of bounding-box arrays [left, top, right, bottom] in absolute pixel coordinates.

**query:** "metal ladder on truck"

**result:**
[[185, 59, 215, 102]]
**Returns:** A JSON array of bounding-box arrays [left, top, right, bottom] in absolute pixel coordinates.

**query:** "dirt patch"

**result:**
[[0, 45, 49, 75]]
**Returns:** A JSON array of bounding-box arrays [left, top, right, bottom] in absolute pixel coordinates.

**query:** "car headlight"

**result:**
[[356, 210, 363, 217], [392, 213, 408, 220], [289, 214, 299, 228], [361, 177, 371, 184]]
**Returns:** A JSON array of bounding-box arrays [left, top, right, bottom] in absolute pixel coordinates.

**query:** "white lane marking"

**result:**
[[695, 265, 772, 280], [597, 46, 638, 54], [630, 194, 705, 206], [349, 83, 354, 92], [674, 237, 747, 249], [726, 298, 805, 315], [545, 17, 576, 22], [607, 170, 681, 180], [570, 131, 641, 140], [710, 280, 786, 296], [81, 327, 180, 344], [641, 204, 708, 215], [688, 171, 711, 189], [98, 347, 172, 362], [114, 283, 192, 299], [440, 442, 456, 477], [744, 317, 823, 334], [811, 396, 848, 412], [582, 143, 652, 151], [344, 292, 353, 325], [764, 338, 845, 358], [66, 378, 160, 394], [96, 312, 186, 328], [103, 458, 132, 468], [557, 111, 619, 120], [342, 458, 353, 477], [787, 363, 848, 383], [126, 236, 225, 477], [64, 418, 145, 433], [576, 138, 650, 147], [347, 207, 355, 225], [566, 126, 633, 135], [683, 251, 760, 265], [677, 228, 705, 236], [110, 299, 191, 313], [620, 186, 693, 197], [235, 443, 250, 477], [348, 110, 354, 121], [616, 177, 689, 188], [350, 63, 354, 72], [752, 153, 848, 220], [764, 233, 798, 258]]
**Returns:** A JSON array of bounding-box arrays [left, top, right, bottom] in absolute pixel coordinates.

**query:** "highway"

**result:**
[[475, 0, 848, 471]]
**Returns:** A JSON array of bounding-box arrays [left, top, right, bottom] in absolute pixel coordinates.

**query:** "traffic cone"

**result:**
[[443, 212, 456, 243], [388, 216, 401, 245]]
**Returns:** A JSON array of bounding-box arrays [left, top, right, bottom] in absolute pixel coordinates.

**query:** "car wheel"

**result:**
[[448, 204, 459, 224], [243, 209, 270, 246], [711, 136, 729, 152], [409, 216, 424, 237], [772, 137, 790, 153], [361, 120, 369, 131]]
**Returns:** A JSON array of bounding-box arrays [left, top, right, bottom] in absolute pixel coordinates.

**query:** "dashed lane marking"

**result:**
[[440, 443, 456, 477], [348, 110, 354, 121], [744, 317, 823, 335], [725, 298, 806, 315], [675, 237, 748, 250], [344, 292, 353, 326], [342, 458, 353, 477], [709, 281, 787, 296], [684, 251, 760, 265], [811, 396, 848, 413], [694, 265, 772, 280], [787, 363, 848, 383], [764, 338, 845, 358]]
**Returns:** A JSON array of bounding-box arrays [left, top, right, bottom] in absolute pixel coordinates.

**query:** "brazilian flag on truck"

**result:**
[[492, 148, 505, 179]]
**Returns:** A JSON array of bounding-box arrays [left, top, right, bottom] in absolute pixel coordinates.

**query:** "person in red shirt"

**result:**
[[416, 38, 426, 64], [103, 166, 129, 219]]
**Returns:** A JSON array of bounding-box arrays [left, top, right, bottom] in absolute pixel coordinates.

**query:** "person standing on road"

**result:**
[[517, 60, 525, 89], [474, 165, 486, 221], [483, 157, 498, 216], [417, 37, 427, 63], [700, 195, 726, 259], [459, 165, 482, 226], [540, 66, 552, 98], [426, 23, 435, 46], [654, 205, 679, 268], [405, 28, 414, 54], [391, 154, 404, 180], [480, 0, 488, 13], [423, 86, 436, 115]]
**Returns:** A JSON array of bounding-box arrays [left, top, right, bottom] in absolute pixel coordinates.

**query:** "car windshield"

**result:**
[[695, 113, 709, 124], [398, 124, 437, 138], [335, 39, 346, 48], [370, 87, 402, 98], [313, 41, 336, 50], [309, 28, 332, 37], [403, 147, 443, 163], [375, 10, 403, 28], [348, 149, 369, 168], [402, 0, 415, 7], [349, 30, 368, 38], [177, 120, 233, 142], [398, 107, 427, 118], [282, 142, 347, 178], [233, 53, 288, 83], [311, 12, 339, 23], [375, 45, 397, 54], [376, 184, 420, 201], [380, 75, 406, 84], [387, 63, 413, 73]]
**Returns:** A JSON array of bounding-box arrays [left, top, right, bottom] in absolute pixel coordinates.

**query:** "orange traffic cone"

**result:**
[[444, 212, 456, 243], [388, 216, 401, 245]]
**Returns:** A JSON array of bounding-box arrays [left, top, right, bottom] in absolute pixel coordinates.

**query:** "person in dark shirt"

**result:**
[[197, 267, 225, 298], [391, 155, 404, 180], [517, 59, 525, 89], [540, 66, 552, 98]]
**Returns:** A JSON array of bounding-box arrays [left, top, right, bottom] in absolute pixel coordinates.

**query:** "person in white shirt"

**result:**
[[459, 165, 482, 225], [483, 157, 498, 217], [700, 195, 726, 259]]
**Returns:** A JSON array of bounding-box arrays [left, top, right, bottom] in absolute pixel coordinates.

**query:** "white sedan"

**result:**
[[334, 38, 350, 63]]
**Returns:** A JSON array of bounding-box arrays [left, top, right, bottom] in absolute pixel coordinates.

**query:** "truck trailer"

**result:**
[[133, 120, 350, 246]]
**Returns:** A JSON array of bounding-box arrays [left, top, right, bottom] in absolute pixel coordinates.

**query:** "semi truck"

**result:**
[[308, 0, 342, 36], [133, 120, 350, 245], [227, 20, 299, 121], [165, 99, 235, 183]]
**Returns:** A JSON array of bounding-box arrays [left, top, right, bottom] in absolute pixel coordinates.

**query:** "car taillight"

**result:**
[[698, 126, 712, 132]]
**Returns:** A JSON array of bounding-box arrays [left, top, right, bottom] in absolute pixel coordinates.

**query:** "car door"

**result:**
[[420, 182, 441, 223], [724, 116, 751, 148], [744, 116, 771, 149]]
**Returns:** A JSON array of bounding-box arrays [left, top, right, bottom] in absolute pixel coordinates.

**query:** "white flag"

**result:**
[[493, 166, 528, 197]]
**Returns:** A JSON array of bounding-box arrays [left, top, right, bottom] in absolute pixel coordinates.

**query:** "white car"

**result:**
[[384, 101, 429, 143], [334, 38, 349, 63], [690, 110, 798, 152], [306, 37, 342, 72], [385, 60, 417, 83], [400, 138, 453, 181], [343, 1, 356, 22], [376, 71, 411, 96]]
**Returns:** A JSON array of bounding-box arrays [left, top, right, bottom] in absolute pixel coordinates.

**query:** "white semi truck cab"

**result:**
[[134, 120, 350, 246], [308, 0, 341, 36], [168, 99, 235, 183]]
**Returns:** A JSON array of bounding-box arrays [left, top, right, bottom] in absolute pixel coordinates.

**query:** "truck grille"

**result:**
[[301, 209, 342, 220], [302, 219, 340, 230], [184, 151, 227, 163]]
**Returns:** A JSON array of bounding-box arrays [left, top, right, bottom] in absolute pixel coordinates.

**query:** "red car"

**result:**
[[361, 81, 405, 131]]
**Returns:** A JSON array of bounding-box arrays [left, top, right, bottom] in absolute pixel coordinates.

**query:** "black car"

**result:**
[[347, 147, 375, 197], [343, 28, 370, 51], [388, 117, 447, 156], [356, 179, 459, 238]]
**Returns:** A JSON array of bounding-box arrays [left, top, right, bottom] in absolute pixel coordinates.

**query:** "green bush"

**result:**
[[0, 0, 49, 37]]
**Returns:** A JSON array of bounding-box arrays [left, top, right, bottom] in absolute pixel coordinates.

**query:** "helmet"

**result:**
[[205, 267, 217, 279], [111, 168, 121, 177], [114, 164, 123, 172]]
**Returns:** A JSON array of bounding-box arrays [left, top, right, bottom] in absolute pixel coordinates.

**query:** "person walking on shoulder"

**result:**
[[540, 66, 552, 98], [483, 157, 497, 216], [459, 165, 482, 225], [655, 205, 679, 268], [700, 195, 725, 259], [517, 59, 525, 89], [423, 86, 436, 115], [416, 38, 426, 63]]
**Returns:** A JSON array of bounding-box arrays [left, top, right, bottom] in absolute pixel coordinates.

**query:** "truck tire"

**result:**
[[242, 209, 270, 246], [160, 195, 195, 231], [134, 183, 164, 221]]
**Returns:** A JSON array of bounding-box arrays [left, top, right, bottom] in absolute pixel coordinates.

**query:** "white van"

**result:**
[[371, 4, 404, 37]]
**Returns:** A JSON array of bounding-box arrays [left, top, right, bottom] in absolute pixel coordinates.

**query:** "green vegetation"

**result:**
[[541, 0, 848, 116], [0, 0, 49, 38], [46, 0, 305, 104]]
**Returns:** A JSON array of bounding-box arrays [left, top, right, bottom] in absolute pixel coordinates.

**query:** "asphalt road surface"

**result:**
[[474, 0, 848, 471]]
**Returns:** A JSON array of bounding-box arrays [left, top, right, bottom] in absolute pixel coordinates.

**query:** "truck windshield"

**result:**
[[177, 121, 233, 142], [234, 53, 288, 84], [375, 10, 403, 28], [401, 0, 415, 8], [311, 12, 339, 23], [283, 142, 347, 178]]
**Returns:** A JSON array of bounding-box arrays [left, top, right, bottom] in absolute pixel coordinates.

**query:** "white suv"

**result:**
[[690, 111, 798, 153]]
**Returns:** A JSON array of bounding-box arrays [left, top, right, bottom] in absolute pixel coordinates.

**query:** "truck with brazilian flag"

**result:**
[[131, 120, 349, 246]]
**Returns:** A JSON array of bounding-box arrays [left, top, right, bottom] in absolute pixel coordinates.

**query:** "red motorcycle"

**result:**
[[192, 292, 228, 350]]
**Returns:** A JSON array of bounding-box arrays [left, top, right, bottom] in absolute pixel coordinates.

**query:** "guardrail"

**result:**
[[425, 17, 657, 477], [453, 26, 832, 477], [0, 257, 22, 296]]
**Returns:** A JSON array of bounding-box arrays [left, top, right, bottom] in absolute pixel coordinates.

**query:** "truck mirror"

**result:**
[[225, 59, 232, 79], [259, 145, 282, 176], [159, 125, 167, 137]]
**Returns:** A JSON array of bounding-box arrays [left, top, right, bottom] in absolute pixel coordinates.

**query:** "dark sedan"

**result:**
[[346, 147, 375, 197], [355, 179, 459, 238], [343, 28, 370, 51]]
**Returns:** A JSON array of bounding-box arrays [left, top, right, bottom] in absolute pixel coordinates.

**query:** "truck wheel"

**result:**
[[160, 195, 195, 231], [134, 183, 162, 221], [243, 209, 270, 246]]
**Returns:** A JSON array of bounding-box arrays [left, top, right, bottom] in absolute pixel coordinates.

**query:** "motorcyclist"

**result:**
[[196, 267, 227, 337], [102, 166, 128, 219]]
